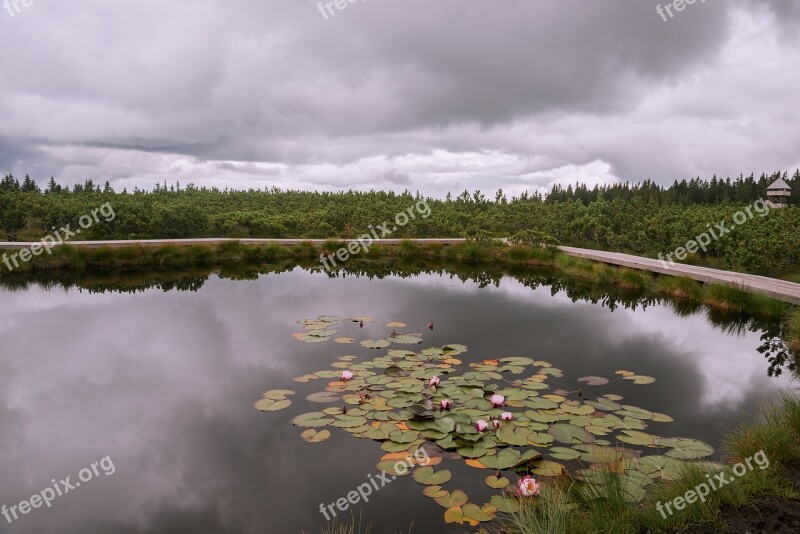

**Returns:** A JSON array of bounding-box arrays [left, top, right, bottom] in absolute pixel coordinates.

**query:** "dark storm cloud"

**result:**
[[0, 0, 798, 193]]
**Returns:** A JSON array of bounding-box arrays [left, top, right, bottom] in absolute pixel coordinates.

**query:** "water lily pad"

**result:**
[[334, 337, 355, 344], [457, 445, 490, 458], [292, 374, 317, 383], [389, 334, 424, 345], [623, 375, 656, 385], [489, 494, 520, 513], [295, 334, 330, 343], [484, 475, 510, 489], [497, 426, 530, 446], [617, 405, 654, 420], [660, 438, 714, 459], [463, 502, 495, 522], [301, 429, 331, 443], [376, 459, 411, 476], [263, 389, 295, 400], [618, 430, 655, 446], [361, 339, 391, 349], [548, 423, 594, 444], [434, 489, 468, 508], [306, 391, 340, 403], [635, 455, 685, 480], [423, 485, 448, 499], [412, 466, 453, 485], [578, 376, 610, 386], [254, 398, 292, 412], [481, 448, 521, 470], [292, 412, 335, 427], [444, 506, 478, 526], [531, 459, 564, 476], [386, 322, 407, 328], [549, 447, 582, 460], [652, 412, 674, 423], [331, 415, 368, 428]]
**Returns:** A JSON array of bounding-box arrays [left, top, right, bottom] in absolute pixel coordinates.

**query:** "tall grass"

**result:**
[[703, 283, 790, 317], [398, 239, 421, 259], [656, 276, 704, 301], [499, 392, 800, 534], [786, 308, 800, 353], [613, 268, 649, 291]]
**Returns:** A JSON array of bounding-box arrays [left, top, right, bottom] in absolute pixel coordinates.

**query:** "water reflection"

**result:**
[[0, 266, 795, 533]]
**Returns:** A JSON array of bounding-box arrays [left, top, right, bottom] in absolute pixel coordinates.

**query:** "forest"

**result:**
[[0, 170, 798, 276]]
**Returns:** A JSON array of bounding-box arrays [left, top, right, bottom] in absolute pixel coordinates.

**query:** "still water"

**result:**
[[0, 267, 792, 533]]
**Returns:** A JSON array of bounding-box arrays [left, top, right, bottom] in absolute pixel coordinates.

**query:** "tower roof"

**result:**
[[768, 178, 792, 190]]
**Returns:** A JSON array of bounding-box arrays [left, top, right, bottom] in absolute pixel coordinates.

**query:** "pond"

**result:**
[[0, 266, 792, 533]]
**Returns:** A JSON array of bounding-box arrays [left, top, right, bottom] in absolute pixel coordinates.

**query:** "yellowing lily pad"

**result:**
[[301, 429, 331, 443]]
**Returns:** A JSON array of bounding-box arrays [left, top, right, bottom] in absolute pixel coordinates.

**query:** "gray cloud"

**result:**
[[0, 0, 798, 195]]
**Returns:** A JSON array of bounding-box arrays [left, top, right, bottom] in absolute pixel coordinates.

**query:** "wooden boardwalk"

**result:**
[[559, 246, 800, 305], [1, 239, 798, 305]]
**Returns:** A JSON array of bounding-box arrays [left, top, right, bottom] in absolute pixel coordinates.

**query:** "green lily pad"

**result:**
[[548, 423, 594, 444], [497, 426, 530, 446], [489, 494, 520, 513], [306, 391, 340, 403], [361, 339, 391, 349], [463, 502, 495, 522], [549, 447, 582, 460], [292, 412, 335, 427], [389, 335, 424, 345], [253, 398, 292, 412], [423, 485, 449, 498], [263, 389, 295, 400], [531, 459, 564, 477], [660, 438, 714, 460], [434, 489, 468, 509], [624, 375, 656, 385], [484, 475, 510, 489], [578, 376, 610, 386], [412, 466, 453, 485], [481, 448, 521, 470]]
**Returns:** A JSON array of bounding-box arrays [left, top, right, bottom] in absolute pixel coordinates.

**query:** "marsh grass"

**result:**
[[322, 239, 346, 253], [497, 392, 800, 534], [311, 512, 414, 534], [3, 240, 797, 326], [613, 268, 649, 291], [657, 276, 704, 302], [786, 308, 800, 353], [455, 242, 484, 264], [188, 244, 215, 265], [703, 283, 791, 318], [398, 239, 421, 259], [292, 241, 318, 260]]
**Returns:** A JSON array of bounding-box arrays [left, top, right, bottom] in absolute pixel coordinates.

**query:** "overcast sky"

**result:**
[[1, 0, 799, 197]]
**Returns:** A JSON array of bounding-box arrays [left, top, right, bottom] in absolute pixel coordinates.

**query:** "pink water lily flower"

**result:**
[[340, 370, 354, 381], [517, 476, 540, 497], [440, 399, 452, 410], [428, 376, 441, 388], [501, 411, 514, 421], [492, 419, 501, 430], [475, 420, 489, 432], [490, 394, 505, 407]]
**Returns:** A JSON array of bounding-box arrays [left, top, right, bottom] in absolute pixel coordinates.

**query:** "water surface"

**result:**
[[0, 268, 791, 533]]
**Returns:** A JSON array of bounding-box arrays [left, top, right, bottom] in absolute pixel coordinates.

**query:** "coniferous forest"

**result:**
[[1, 170, 798, 276]]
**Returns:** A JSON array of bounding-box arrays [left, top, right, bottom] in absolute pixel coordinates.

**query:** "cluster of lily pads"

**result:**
[[292, 315, 424, 348], [256, 315, 719, 527]]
